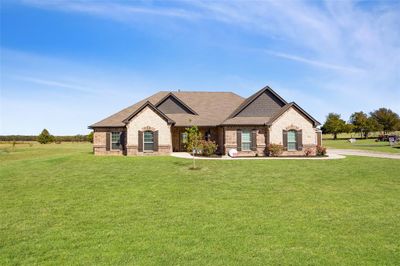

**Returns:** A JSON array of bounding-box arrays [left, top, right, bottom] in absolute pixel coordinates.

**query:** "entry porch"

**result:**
[[171, 126, 224, 154]]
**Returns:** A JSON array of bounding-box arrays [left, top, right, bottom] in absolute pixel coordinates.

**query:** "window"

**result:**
[[144, 131, 154, 151], [287, 130, 297, 151], [241, 130, 251, 151], [181, 132, 188, 144], [111, 132, 121, 150]]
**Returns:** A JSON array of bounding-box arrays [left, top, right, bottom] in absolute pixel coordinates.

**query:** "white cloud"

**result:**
[[5, 0, 400, 129], [262, 50, 365, 73], [12, 76, 100, 94]]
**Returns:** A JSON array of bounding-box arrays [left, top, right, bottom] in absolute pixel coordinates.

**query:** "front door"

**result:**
[[179, 132, 188, 152]]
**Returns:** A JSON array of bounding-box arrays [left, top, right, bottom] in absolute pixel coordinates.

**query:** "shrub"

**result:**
[[37, 129, 54, 144], [87, 132, 94, 143], [200, 140, 218, 156], [316, 145, 327, 156], [267, 144, 283, 157], [304, 147, 313, 157]]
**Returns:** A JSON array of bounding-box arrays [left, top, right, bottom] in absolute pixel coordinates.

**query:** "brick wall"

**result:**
[[93, 127, 125, 156], [269, 106, 318, 156], [224, 126, 267, 156], [126, 106, 172, 156]]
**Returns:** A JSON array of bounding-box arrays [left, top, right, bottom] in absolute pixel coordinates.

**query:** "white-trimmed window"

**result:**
[[111, 132, 121, 150], [144, 131, 154, 151], [241, 130, 251, 151], [287, 130, 297, 151]]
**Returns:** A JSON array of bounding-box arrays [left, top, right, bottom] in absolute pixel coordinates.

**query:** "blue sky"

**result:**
[[1, 0, 399, 135]]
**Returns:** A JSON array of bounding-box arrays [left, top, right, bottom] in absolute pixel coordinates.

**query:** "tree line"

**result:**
[[322, 108, 400, 139], [0, 129, 94, 143]]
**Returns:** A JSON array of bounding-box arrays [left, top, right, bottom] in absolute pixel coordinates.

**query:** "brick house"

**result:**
[[89, 86, 321, 156]]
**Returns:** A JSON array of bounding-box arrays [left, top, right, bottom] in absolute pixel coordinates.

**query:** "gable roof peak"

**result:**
[[155, 92, 198, 115], [228, 85, 287, 118], [122, 101, 175, 124], [267, 101, 320, 126]]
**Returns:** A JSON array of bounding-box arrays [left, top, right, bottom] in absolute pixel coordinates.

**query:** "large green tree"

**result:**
[[349, 111, 381, 138], [321, 113, 347, 140], [349, 111, 368, 137], [37, 129, 54, 144], [370, 108, 400, 133]]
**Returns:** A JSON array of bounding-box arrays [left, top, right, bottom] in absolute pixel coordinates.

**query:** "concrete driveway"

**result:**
[[328, 149, 400, 160]]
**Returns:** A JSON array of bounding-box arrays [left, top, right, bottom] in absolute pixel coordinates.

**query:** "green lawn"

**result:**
[[324, 139, 400, 154], [1, 143, 400, 265], [322, 131, 400, 140]]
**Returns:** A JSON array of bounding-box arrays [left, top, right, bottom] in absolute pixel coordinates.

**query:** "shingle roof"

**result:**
[[89, 91, 244, 128], [227, 86, 287, 119], [88, 87, 320, 128]]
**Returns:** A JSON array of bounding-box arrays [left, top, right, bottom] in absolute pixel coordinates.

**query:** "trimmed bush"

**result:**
[[304, 147, 313, 157], [316, 145, 327, 156], [267, 144, 283, 157], [200, 140, 218, 156]]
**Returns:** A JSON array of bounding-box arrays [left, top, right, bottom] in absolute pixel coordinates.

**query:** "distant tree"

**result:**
[[370, 108, 400, 134], [343, 123, 354, 135], [364, 117, 382, 138], [87, 132, 94, 143], [321, 113, 347, 140], [349, 111, 369, 138], [37, 129, 54, 144]]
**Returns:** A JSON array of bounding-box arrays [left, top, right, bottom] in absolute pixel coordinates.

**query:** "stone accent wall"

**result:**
[[269, 106, 318, 156], [126, 106, 172, 156], [270, 107, 316, 146], [93, 127, 125, 156], [281, 144, 316, 156], [126, 145, 171, 156]]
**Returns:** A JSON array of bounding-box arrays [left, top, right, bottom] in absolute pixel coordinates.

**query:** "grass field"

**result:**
[[322, 131, 400, 140], [1, 143, 400, 265], [324, 139, 400, 154]]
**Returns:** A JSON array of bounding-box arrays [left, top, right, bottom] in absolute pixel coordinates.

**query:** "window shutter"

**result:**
[[265, 127, 270, 146], [153, 131, 159, 151], [120, 132, 125, 151], [106, 132, 110, 151], [251, 130, 257, 151], [297, 130, 303, 151], [282, 130, 288, 150], [138, 131, 143, 152], [236, 129, 242, 151]]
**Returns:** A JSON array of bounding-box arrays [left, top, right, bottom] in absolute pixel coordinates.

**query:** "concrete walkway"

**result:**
[[328, 149, 400, 160], [171, 152, 345, 160]]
